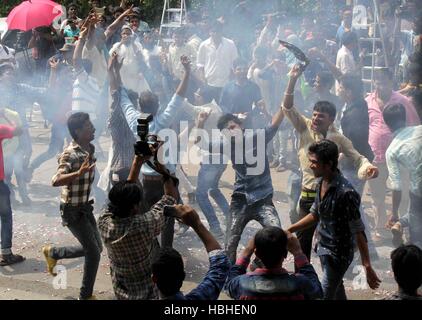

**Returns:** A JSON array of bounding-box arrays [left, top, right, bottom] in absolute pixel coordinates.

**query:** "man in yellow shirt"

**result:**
[[282, 65, 379, 261]]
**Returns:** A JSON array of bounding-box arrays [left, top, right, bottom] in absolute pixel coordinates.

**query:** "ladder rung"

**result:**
[[161, 23, 183, 28], [161, 38, 174, 43], [362, 66, 386, 71], [166, 8, 182, 12], [359, 37, 382, 42], [362, 79, 372, 83]]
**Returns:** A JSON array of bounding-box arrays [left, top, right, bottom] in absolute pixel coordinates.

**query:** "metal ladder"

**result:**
[[357, 0, 389, 93], [158, 0, 187, 45]]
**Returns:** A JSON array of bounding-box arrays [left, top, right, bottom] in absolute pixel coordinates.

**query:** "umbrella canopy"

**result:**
[[6, 0, 63, 32]]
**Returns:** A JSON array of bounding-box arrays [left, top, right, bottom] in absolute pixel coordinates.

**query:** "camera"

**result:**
[[134, 113, 158, 156]]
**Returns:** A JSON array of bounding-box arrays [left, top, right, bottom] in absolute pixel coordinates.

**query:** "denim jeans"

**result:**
[[196, 163, 229, 232], [297, 195, 317, 261], [30, 122, 67, 171], [225, 194, 281, 264], [400, 192, 422, 248], [320, 254, 351, 300], [0, 181, 13, 252], [51, 203, 103, 299]]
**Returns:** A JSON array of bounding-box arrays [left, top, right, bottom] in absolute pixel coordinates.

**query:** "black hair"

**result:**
[[113, 6, 124, 15], [341, 31, 357, 47], [108, 181, 143, 218], [340, 73, 364, 98], [254, 227, 288, 268], [67, 112, 90, 141], [308, 139, 339, 171], [217, 114, 242, 130], [313, 101, 337, 119], [382, 103, 407, 132], [139, 91, 159, 115], [152, 247, 185, 296], [410, 88, 422, 109], [68, 2, 79, 10], [317, 71, 335, 90], [374, 67, 394, 81], [391, 245, 422, 294]]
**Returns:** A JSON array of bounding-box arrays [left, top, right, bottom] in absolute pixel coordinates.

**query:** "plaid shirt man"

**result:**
[[98, 195, 177, 300], [52, 141, 96, 206]]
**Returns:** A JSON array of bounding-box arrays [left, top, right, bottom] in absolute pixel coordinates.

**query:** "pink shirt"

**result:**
[[366, 91, 420, 164], [0, 124, 15, 181]]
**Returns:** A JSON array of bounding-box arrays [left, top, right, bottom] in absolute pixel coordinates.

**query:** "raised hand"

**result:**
[[78, 156, 95, 176], [180, 55, 191, 72], [288, 63, 304, 80], [49, 57, 59, 69]]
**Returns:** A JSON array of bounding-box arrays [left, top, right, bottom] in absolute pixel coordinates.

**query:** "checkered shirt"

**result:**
[[98, 195, 177, 300], [52, 141, 96, 205]]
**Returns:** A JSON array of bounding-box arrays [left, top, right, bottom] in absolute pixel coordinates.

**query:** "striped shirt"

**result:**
[[386, 125, 422, 197], [52, 141, 96, 206]]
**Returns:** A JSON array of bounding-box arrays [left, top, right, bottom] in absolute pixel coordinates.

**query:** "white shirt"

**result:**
[[197, 37, 238, 88], [335, 45, 357, 95], [72, 68, 101, 120]]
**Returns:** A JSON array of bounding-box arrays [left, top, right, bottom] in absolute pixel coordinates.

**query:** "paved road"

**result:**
[[0, 109, 401, 300]]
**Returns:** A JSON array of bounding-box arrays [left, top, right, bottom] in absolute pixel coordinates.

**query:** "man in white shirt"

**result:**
[[335, 32, 359, 95], [197, 21, 238, 102]]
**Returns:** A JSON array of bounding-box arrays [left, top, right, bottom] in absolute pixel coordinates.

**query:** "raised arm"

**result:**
[[105, 5, 133, 40], [175, 55, 191, 97]]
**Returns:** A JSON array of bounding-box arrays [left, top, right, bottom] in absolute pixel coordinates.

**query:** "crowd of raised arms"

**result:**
[[0, 0, 421, 300]]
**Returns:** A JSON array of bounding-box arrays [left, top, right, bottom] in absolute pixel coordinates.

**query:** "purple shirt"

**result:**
[[366, 91, 420, 164]]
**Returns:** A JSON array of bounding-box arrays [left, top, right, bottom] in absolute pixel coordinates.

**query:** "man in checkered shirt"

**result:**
[[42, 112, 102, 300]]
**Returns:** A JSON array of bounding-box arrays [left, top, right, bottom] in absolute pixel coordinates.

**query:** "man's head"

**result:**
[[108, 181, 143, 218], [139, 91, 160, 115], [152, 247, 185, 297], [254, 227, 288, 269], [129, 15, 140, 31], [341, 31, 357, 49], [113, 6, 124, 19], [311, 101, 336, 133], [374, 68, 394, 99], [315, 71, 335, 94], [120, 25, 133, 43], [382, 103, 407, 133], [391, 245, 422, 295], [342, 10, 353, 27], [67, 112, 95, 142], [233, 58, 248, 82], [217, 114, 243, 138], [209, 20, 224, 43], [308, 139, 339, 177], [172, 28, 186, 47], [338, 73, 363, 102], [68, 3, 79, 18]]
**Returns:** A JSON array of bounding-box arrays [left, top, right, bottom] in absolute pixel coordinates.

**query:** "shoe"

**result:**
[[0, 253, 25, 266], [42, 245, 57, 276], [276, 163, 287, 172], [78, 295, 97, 300], [270, 160, 280, 168], [391, 222, 404, 248], [187, 192, 196, 205]]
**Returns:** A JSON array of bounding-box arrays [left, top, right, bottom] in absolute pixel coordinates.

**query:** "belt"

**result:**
[[301, 190, 316, 198], [142, 175, 163, 181]]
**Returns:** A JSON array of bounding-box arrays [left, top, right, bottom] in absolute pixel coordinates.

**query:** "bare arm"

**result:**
[[175, 55, 191, 97], [288, 213, 319, 234], [52, 156, 95, 187], [105, 5, 133, 40]]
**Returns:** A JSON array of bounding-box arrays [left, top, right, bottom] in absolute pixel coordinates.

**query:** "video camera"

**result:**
[[134, 113, 160, 157]]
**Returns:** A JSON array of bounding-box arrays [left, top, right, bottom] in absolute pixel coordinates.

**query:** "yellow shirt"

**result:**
[[0, 108, 21, 156], [283, 106, 372, 191]]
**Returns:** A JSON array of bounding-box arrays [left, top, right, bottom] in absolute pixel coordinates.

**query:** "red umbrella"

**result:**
[[6, 0, 63, 31]]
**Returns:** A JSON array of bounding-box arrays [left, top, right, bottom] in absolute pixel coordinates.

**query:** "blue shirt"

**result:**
[[163, 250, 230, 300], [310, 171, 365, 263], [219, 80, 262, 115], [120, 88, 184, 175], [225, 254, 322, 300]]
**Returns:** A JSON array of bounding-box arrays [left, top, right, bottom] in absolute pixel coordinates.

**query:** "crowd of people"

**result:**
[[0, 0, 421, 300]]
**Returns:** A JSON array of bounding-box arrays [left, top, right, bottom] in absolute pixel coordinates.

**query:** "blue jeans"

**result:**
[[0, 181, 13, 251], [320, 254, 351, 300], [196, 163, 229, 231]]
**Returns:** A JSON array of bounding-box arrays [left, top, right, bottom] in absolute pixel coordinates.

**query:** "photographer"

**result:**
[[117, 54, 192, 248], [98, 151, 179, 300]]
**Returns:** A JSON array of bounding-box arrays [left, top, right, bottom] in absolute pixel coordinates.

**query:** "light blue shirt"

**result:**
[[120, 88, 183, 176], [386, 125, 422, 197]]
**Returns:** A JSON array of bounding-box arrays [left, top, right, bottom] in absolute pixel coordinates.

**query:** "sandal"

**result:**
[[0, 254, 26, 266]]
